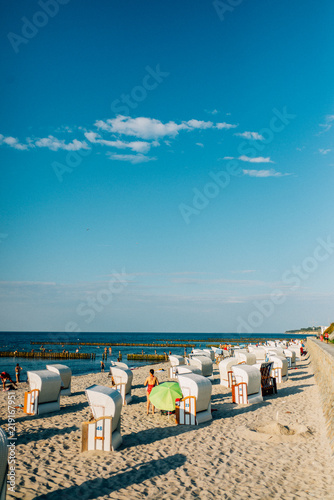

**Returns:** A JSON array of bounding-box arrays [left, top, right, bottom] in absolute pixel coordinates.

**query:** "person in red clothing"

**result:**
[[144, 369, 159, 415], [1, 371, 17, 391]]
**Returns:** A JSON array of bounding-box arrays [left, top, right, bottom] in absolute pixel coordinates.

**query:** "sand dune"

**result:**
[[1, 357, 333, 499]]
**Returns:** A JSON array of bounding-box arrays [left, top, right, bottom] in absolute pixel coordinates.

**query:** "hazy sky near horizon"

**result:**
[[0, 0, 334, 333]]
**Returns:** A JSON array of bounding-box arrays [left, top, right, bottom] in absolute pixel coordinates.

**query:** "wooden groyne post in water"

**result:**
[[127, 353, 168, 362], [0, 351, 96, 360], [30, 341, 194, 348]]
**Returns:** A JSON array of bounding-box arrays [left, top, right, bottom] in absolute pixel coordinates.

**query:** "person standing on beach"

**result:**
[[144, 369, 159, 415], [100, 360, 105, 372], [15, 363, 22, 383]]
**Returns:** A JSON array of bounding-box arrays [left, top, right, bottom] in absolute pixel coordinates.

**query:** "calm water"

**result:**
[[0, 331, 311, 379]]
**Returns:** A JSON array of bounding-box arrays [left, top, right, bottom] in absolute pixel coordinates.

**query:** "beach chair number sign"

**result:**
[[175, 396, 196, 425], [24, 389, 39, 415], [82, 416, 113, 452]]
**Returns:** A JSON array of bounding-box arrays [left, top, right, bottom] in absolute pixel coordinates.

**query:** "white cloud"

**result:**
[[35, 136, 89, 151], [223, 155, 274, 163], [0, 134, 29, 150], [216, 122, 238, 129], [84, 131, 100, 143], [186, 119, 213, 129], [84, 131, 153, 153], [239, 155, 273, 163], [319, 148, 331, 155], [0, 114, 238, 160], [243, 169, 290, 178], [107, 153, 157, 164], [94, 115, 237, 139], [95, 116, 185, 139], [235, 131, 264, 140], [318, 115, 334, 134]]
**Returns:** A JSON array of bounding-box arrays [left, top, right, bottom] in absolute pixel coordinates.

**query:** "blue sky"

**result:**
[[0, 0, 333, 333]]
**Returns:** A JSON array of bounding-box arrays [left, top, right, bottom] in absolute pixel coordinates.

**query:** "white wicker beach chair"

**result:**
[[176, 373, 212, 425], [219, 356, 238, 388], [287, 344, 301, 362], [46, 364, 72, 396], [25, 370, 61, 415], [110, 361, 129, 370], [202, 349, 215, 361], [231, 365, 263, 404], [177, 365, 202, 376], [110, 366, 133, 405], [235, 351, 256, 365], [283, 348, 296, 368], [169, 355, 185, 378], [248, 346, 266, 363], [82, 385, 122, 452], [269, 355, 289, 383], [188, 356, 213, 378]]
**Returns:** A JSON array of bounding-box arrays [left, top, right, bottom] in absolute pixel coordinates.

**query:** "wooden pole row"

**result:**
[[0, 351, 96, 360], [30, 341, 194, 347], [127, 354, 168, 361]]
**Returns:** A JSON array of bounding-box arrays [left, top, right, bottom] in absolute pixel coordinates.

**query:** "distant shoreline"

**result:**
[[285, 331, 318, 336]]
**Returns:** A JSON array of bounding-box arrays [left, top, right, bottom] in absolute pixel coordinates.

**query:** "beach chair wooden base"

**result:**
[[24, 389, 39, 415], [112, 382, 130, 405], [175, 396, 196, 425], [232, 382, 248, 404], [82, 416, 122, 452]]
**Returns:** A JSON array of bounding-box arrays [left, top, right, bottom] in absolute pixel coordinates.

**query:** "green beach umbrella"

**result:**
[[149, 382, 183, 411]]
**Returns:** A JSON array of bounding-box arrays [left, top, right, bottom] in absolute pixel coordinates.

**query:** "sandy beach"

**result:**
[[1, 355, 334, 500]]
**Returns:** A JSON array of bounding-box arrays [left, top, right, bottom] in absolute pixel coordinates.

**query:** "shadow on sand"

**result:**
[[19, 425, 78, 444], [33, 453, 187, 500]]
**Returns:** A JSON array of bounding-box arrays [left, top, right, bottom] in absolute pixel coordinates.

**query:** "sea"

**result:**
[[0, 331, 313, 379]]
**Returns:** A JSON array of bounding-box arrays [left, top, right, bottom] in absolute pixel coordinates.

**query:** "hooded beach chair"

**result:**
[[82, 385, 123, 452], [287, 344, 301, 362], [110, 361, 129, 370], [46, 364, 72, 396], [202, 349, 215, 361], [110, 366, 133, 405], [176, 373, 212, 425], [248, 346, 266, 363], [24, 370, 61, 415], [188, 355, 213, 379], [235, 351, 256, 365], [269, 355, 289, 383], [177, 365, 202, 376], [219, 356, 238, 388], [169, 355, 185, 378], [231, 364, 263, 404], [283, 348, 296, 368]]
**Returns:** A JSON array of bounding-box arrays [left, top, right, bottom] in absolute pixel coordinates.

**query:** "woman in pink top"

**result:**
[[144, 369, 159, 415]]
